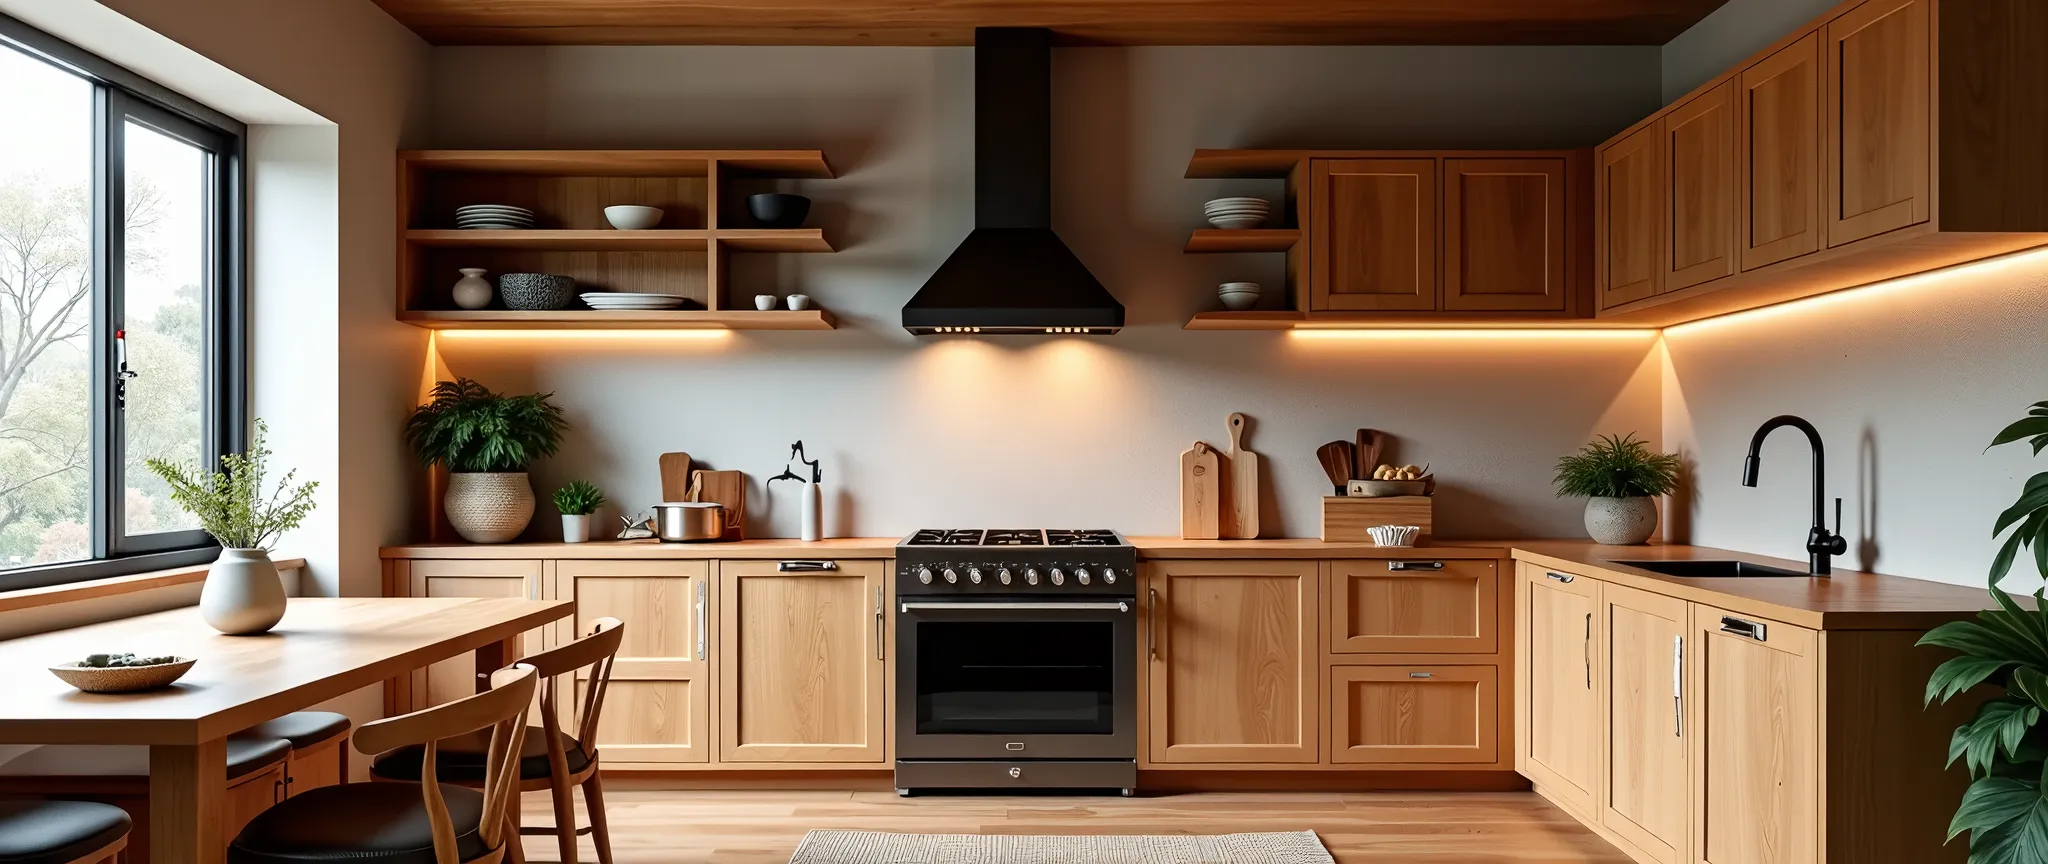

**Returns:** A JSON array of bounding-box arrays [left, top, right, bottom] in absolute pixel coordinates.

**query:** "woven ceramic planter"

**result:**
[[446, 472, 536, 543], [1585, 496, 1659, 545]]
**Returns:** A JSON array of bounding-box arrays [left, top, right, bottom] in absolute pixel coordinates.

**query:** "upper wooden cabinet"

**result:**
[[1739, 33, 1823, 272], [1444, 158, 1571, 312], [1312, 159, 1438, 312], [718, 559, 888, 764], [1824, 0, 1930, 247], [1597, 124, 1665, 310], [1145, 559, 1320, 764], [1664, 81, 1739, 293]]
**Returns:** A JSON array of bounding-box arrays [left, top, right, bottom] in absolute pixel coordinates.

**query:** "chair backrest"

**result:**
[[355, 664, 536, 864], [518, 617, 624, 758]]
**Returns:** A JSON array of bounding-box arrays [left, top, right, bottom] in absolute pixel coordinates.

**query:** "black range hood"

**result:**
[[902, 28, 1123, 336]]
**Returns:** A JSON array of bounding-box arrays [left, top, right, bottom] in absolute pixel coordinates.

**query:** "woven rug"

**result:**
[[788, 830, 1334, 863]]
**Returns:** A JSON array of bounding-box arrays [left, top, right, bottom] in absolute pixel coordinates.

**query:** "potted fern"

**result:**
[[146, 420, 319, 635], [405, 378, 568, 544], [1554, 433, 1682, 545], [554, 481, 605, 544]]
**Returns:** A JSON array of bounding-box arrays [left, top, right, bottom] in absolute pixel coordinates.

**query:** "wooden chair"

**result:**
[[371, 618, 624, 864], [227, 665, 537, 864], [0, 800, 130, 864]]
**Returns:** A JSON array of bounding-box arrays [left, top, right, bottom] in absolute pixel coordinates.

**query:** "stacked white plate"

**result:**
[[455, 204, 535, 230], [1204, 197, 1270, 229], [580, 292, 687, 311]]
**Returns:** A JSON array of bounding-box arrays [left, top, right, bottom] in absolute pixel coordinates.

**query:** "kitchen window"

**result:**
[[0, 15, 246, 591]]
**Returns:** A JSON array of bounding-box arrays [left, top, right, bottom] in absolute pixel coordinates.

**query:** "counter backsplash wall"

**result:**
[[425, 44, 1665, 540]]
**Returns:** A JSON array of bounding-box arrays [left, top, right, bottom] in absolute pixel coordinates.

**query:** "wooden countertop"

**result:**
[[381, 538, 904, 559]]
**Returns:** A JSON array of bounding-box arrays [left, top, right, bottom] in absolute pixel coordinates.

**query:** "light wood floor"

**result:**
[[518, 789, 1630, 863]]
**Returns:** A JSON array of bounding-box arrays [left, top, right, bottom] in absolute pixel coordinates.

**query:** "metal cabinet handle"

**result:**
[[899, 601, 1129, 612], [874, 586, 885, 661], [1584, 612, 1593, 690], [1408, 671, 1434, 679], [1148, 588, 1160, 661], [1673, 635, 1685, 738], [1719, 616, 1768, 642], [1547, 571, 1576, 584], [1388, 561, 1444, 571], [779, 560, 837, 572], [695, 579, 707, 661]]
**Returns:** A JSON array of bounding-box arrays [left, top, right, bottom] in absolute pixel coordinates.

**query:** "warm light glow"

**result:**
[[1289, 328, 1659, 341], [1664, 245, 2048, 336], [434, 329, 734, 342]]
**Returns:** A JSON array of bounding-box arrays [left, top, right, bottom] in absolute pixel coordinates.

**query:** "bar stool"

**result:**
[[0, 799, 132, 864], [233, 711, 352, 795]]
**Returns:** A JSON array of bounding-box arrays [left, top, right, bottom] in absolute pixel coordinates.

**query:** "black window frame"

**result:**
[[0, 13, 248, 591]]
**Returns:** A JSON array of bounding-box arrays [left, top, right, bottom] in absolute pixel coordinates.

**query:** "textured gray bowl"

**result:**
[[497, 273, 577, 311]]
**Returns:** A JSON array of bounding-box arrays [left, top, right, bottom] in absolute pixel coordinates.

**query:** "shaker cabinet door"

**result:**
[[1601, 583, 1691, 864], [1516, 562, 1603, 813], [1596, 123, 1665, 310], [718, 560, 888, 763], [1443, 158, 1569, 312], [1824, 0, 1930, 248], [1146, 559, 1320, 764], [1740, 33, 1823, 271], [1312, 159, 1439, 312], [557, 560, 713, 765]]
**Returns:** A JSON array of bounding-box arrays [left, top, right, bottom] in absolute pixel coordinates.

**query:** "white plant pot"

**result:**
[[445, 472, 536, 544], [562, 514, 591, 544], [1585, 496, 1659, 545], [202, 548, 287, 635]]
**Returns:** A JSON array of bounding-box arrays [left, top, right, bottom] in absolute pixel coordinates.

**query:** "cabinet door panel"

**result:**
[[1741, 33, 1823, 270], [1694, 605, 1818, 864], [1328, 559, 1497, 654], [559, 560, 711, 764], [1330, 665, 1496, 764], [1312, 159, 1438, 311], [1444, 158, 1568, 312], [719, 560, 887, 763], [1825, 0, 1930, 247], [1517, 563, 1602, 811], [1597, 123, 1664, 309], [407, 559, 544, 709], [1147, 560, 1319, 764], [1602, 584, 1690, 864], [1666, 81, 1739, 293]]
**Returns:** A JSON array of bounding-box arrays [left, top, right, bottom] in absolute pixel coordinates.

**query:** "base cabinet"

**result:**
[[1693, 604, 1818, 864], [718, 559, 888, 764], [1329, 665, 1497, 764], [557, 560, 713, 765], [1146, 560, 1321, 764], [1601, 584, 1691, 864], [1516, 562, 1603, 811], [403, 559, 545, 709]]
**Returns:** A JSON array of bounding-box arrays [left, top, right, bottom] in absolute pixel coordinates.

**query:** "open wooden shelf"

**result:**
[[1184, 311, 1309, 330], [404, 228, 834, 253], [1184, 311, 1655, 330], [402, 309, 837, 331], [1184, 229, 1300, 253], [716, 229, 835, 252], [397, 149, 833, 179]]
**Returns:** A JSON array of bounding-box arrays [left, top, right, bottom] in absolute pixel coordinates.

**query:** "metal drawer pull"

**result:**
[[1148, 588, 1160, 661], [1547, 571, 1575, 583], [779, 560, 838, 572], [1584, 612, 1593, 690], [1408, 671, 1434, 679], [1005, 742, 1025, 751], [899, 601, 1130, 613], [1672, 635, 1685, 738], [1388, 561, 1444, 571], [1719, 616, 1768, 641], [695, 580, 707, 660], [873, 586, 885, 661]]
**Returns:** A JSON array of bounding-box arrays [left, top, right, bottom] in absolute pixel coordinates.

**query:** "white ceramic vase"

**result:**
[[1585, 496, 1659, 545], [445, 472, 536, 544], [202, 548, 287, 635], [451, 268, 493, 310], [562, 514, 591, 544]]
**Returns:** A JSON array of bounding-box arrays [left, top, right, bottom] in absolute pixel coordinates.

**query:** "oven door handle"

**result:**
[[899, 601, 1131, 613]]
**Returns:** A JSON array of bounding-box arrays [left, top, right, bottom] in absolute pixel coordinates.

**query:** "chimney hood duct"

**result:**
[[901, 27, 1124, 335]]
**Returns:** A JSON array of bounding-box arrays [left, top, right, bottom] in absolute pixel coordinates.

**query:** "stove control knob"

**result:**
[[1102, 568, 1118, 585], [997, 567, 1013, 585], [1050, 568, 1066, 586], [1075, 568, 1092, 585], [943, 567, 959, 584], [967, 567, 983, 584], [1024, 568, 1040, 586], [915, 567, 934, 585]]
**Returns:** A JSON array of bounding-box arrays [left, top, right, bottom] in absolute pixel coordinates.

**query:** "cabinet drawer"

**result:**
[[1329, 665, 1498, 764], [1327, 559, 1498, 654]]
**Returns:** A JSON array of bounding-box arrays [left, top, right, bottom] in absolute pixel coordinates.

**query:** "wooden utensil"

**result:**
[[1355, 429, 1384, 480], [1179, 442, 1220, 540], [1317, 441, 1355, 496], [658, 452, 693, 502], [687, 469, 746, 540], [1222, 412, 1261, 539]]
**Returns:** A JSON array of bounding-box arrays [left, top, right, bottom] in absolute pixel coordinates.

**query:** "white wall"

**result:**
[[1660, 0, 1838, 103], [425, 44, 1665, 541]]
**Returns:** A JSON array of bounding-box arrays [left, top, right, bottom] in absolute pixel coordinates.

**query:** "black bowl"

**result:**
[[747, 193, 812, 229]]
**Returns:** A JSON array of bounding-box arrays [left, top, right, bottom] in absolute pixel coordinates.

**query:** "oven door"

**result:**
[[896, 597, 1137, 761]]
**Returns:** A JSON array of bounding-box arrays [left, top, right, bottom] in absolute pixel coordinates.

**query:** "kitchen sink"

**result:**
[[1603, 559, 1809, 579]]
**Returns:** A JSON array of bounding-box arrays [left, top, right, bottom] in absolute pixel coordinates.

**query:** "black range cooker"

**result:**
[[893, 529, 1139, 796]]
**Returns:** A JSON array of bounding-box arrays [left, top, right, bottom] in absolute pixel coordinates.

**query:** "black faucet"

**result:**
[[1742, 415, 1848, 576]]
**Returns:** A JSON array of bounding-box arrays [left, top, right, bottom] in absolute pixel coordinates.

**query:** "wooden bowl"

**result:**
[[49, 658, 197, 693]]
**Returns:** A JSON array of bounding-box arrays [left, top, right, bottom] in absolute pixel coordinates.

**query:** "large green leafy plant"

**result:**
[[1553, 432, 1682, 499], [405, 378, 568, 473], [1923, 401, 2048, 861], [145, 419, 318, 551]]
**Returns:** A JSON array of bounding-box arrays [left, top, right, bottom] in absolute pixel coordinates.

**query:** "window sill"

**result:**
[[0, 555, 306, 615]]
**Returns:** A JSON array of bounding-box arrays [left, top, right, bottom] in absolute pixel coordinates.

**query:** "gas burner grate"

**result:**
[[907, 529, 986, 546], [1046, 529, 1121, 546], [982, 530, 1048, 546]]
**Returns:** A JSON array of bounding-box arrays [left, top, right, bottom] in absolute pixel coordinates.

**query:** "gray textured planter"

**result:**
[[1585, 496, 1659, 545]]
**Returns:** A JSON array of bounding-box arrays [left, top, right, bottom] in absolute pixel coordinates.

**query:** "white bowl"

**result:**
[[1366, 525, 1421, 547], [604, 205, 665, 231], [1218, 282, 1261, 310], [1209, 215, 1266, 229]]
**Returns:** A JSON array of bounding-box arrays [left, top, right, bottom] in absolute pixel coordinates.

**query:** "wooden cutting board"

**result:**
[[658, 452, 693, 502], [1179, 442, 1220, 540], [1222, 412, 1261, 539], [688, 469, 746, 540]]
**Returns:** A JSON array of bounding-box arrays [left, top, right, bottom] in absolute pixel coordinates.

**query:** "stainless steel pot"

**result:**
[[653, 502, 725, 542]]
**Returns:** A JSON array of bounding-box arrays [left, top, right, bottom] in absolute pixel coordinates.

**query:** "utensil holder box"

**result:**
[[1322, 496, 1433, 543]]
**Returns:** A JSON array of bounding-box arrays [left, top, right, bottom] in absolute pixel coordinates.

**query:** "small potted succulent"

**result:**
[[405, 378, 568, 544], [553, 481, 605, 544], [1553, 432, 1682, 545], [146, 419, 319, 635]]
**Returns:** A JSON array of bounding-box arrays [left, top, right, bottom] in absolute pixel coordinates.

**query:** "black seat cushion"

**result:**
[[370, 727, 590, 783], [234, 712, 351, 750], [228, 781, 489, 864], [0, 799, 130, 864], [225, 736, 293, 781]]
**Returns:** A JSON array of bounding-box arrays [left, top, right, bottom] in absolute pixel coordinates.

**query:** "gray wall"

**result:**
[[426, 45, 1665, 540], [1661, 0, 1839, 103]]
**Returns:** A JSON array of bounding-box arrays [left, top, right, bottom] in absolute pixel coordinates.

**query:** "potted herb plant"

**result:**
[[1553, 432, 1682, 545], [146, 419, 319, 635], [1922, 401, 2048, 858], [554, 481, 605, 544], [405, 378, 568, 544]]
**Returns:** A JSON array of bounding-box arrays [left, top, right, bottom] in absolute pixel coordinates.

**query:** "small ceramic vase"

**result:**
[[202, 549, 287, 635], [755, 294, 777, 311], [451, 268, 493, 310], [786, 294, 812, 311]]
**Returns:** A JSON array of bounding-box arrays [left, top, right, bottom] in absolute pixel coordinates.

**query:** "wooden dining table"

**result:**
[[0, 596, 571, 864]]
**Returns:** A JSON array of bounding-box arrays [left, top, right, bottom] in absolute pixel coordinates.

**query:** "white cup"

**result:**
[[754, 294, 777, 311], [786, 294, 812, 311]]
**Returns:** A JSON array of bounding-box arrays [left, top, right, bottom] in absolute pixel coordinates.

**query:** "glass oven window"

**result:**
[[916, 621, 1114, 735]]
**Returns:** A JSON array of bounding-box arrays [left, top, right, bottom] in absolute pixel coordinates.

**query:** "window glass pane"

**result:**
[[0, 47, 94, 569], [121, 120, 209, 536]]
